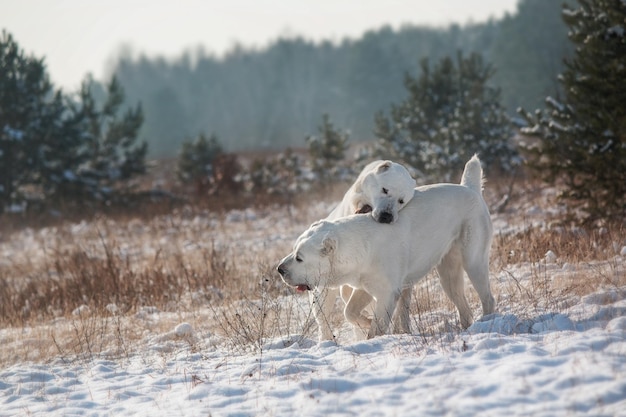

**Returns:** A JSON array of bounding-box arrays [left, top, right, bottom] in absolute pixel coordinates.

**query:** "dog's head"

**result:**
[[355, 161, 415, 224], [276, 220, 338, 292]]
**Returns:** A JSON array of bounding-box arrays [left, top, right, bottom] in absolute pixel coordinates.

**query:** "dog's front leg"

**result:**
[[368, 289, 400, 339], [310, 287, 337, 341], [392, 286, 412, 334], [344, 288, 373, 339]]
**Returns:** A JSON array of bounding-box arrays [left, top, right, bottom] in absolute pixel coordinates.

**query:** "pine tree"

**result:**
[[68, 76, 148, 201], [0, 32, 148, 210], [306, 114, 350, 184], [0, 30, 85, 211], [177, 132, 223, 194], [372, 52, 518, 181], [518, 0, 626, 222]]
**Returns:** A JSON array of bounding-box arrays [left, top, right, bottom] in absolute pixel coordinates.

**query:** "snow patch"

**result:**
[[544, 250, 557, 263], [71, 305, 90, 316], [174, 322, 194, 337]]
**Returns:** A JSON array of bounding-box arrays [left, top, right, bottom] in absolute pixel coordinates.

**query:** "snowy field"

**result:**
[[1, 186, 626, 416], [1, 287, 626, 416]]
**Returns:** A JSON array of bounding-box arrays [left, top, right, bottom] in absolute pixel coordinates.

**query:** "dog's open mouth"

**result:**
[[356, 204, 373, 214], [295, 284, 311, 292]]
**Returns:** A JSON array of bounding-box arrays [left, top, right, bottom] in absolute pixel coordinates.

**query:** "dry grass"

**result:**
[[0, 190, 334, 365], [0, 174, 624, 367]]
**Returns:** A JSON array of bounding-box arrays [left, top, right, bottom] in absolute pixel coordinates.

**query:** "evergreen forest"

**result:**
[[4, 0, 624, 222], [107, 0, 573, 156]]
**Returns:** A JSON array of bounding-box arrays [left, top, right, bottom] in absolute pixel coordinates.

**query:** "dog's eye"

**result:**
[[382, 188, 388, 195], [398, 198, 404, 205], [295, 254, 303, 263]]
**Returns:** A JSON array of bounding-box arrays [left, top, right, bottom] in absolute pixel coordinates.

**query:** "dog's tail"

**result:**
[[460, 154, 484, 195]]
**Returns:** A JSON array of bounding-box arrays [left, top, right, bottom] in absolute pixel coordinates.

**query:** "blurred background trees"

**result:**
[[177, 132, 223, 195], [108, 0, 572, 157], [518, 0, 626, 223], [371, 52, 518, 181], [67, 76, 147, 202], [306, 114, 351, 185], [0, 30, 74, 212], [4, 0, 624, 225], [0, 31, 147, 212]]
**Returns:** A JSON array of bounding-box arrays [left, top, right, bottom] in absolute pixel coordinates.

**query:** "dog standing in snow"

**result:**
[[312, 160, 416, 340], [277, 156, 495, 339]]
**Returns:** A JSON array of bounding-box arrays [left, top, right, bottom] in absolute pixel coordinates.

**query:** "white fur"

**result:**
[[314, 160, 416, 340], [277, 155, 495, 339], [327, 160, 416, 223]]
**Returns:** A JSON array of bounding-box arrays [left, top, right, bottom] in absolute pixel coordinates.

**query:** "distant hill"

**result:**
[[106, 0, 572, 157]]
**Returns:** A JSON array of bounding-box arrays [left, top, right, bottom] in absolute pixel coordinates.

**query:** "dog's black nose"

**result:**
[[378, 212, 393, 224], [277, 264, 286, 276]]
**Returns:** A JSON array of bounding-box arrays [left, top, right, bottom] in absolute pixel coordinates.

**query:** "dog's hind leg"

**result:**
[[463, 254, 495, 317], [461, 215, 496, 317], [437, 245, 474, 329], [344, 289, 373, 339], [368, 289, 400, 338]]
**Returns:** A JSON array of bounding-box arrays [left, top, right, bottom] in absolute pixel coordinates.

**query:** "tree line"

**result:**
[[108, 0, 573, 156], [0, 30, 146, 213], [1, 0, 624, 223]]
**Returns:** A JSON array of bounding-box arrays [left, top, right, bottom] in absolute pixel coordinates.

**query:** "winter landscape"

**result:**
[[2, 1, 626, 415], [1, 178, 625, 416]]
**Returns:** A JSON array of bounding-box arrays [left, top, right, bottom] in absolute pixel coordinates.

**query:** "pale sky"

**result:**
[[2, 0, 518, 91]]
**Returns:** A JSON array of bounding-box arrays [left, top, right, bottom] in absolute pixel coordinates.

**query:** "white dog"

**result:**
[[312, 160, 416, 340], [326, 160, 416, 223], [277, 156, 495, 339]]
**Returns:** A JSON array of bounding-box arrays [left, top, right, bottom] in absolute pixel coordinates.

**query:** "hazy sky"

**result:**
[[3, 0, 518, 91]]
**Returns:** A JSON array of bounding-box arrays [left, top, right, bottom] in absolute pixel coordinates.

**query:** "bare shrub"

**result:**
[[208, 263, 316, 354], [0, 227, 236, 326], [1, 170, 624, 366]]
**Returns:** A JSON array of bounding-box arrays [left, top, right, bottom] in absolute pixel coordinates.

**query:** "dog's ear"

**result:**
[[376, 161, 391, 173], [353, 181, 363, 195], [320, 234, 337, 256]]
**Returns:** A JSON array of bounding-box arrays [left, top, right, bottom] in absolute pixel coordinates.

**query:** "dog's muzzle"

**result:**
[[276, 263, 311, 292], [377, 211, 394, 224]]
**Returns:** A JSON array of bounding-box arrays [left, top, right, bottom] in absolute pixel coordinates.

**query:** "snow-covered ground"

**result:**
[[1, 191, 625, 416], [1, 285, 625, 416]]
